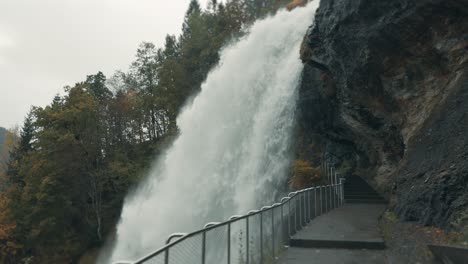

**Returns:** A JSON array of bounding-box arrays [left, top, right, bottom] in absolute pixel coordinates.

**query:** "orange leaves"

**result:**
[[289, 160, 321, 189], [0, 192, 21, 259], [0, 229, 7, 239], [286, 0, 307, 11], [0, 222, 16, 240]]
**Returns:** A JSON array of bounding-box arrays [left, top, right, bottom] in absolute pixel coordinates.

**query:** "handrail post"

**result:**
[[304, 191, 307, 225], [288, 197, 291, 237], [294, 196, 298, 233], [303, 191, 307, 225], [327, 185, 330, 211], [246, 217, 249, 264], [202, 231, 206, 264], [281, 197, 289, 245], [335, 169, 338, 208], [314, 186, 317, 217], [299, 192, 302, 228], [227, 223, 231, 264], [325, 185, 328, 213], [319, 186, 322, 215], [339, 178, 342, 206], [296, 195, 300, 231], [326, 185, 329, 211], [332, 169, 335, 209], [298, 193, 302, 229], [335, 171, 338, 208], [303, 191, 306, 225], [164, 248, 169, 264], [299, 192, 303, 228], [311, 187, 315, 218], [343, 178, 345, 205], [306, 189, 310, 222], [260, 210, 263, 264], [329, 166, 332, 209], [337, 173, 340, 206], [331, 167, 335, 209], [271, 208, 275, 260], [330, 184, 333, 210], [280, 202, 284, 245], [302, 191, 305, 225], [342, 178, 345, 205], [324, 185, 328, 212]]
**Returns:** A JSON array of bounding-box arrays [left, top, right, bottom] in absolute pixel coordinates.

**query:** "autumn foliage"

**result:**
[[0, 1, 295, 263], [289, 160, 321, 189], [286, 0, 307, 10]]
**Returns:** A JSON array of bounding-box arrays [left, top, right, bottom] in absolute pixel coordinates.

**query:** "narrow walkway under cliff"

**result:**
[[277, 203, 387, 264], [277, 176, 388, 264]]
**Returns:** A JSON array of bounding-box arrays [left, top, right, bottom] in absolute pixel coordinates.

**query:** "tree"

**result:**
[[289, 160, 321, 189], [130, 43, 168, 140], [0, 127, 19, 174], [0, 0, 293, 262], [6, 110, 35, 187]]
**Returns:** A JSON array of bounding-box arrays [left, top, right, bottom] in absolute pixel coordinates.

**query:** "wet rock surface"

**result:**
[[297, 0, 468, 235]]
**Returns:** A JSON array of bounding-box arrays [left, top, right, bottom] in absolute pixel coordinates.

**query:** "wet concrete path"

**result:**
[[277, 204, 387, 264], [277, 177, 388, 264]]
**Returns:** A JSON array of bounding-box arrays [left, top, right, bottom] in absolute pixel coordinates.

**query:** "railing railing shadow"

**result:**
[[115, 162, 343, 264]]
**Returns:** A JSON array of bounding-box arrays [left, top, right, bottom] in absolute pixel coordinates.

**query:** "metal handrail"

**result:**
[[203, 222, 221, 228], [115, 166, 344, 264], [165, 233, 187, 244]]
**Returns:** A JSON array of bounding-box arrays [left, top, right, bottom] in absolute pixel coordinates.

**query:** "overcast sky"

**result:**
[[0, 0, 210, 128]]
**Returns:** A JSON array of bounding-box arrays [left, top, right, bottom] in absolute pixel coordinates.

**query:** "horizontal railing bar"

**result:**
[[229, 214, 243, 220], [166, 233, 187, 244], [204, 222, 221, 228]]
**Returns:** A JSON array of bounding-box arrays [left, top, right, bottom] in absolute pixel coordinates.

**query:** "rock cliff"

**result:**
[[297, 0, 468, 235]]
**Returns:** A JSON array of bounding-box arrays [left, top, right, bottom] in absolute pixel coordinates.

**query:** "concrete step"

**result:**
[[344, 186, 377, 190], [344, 189, 377, 193], [344, 195, 384, 200], [345, 193, 381, 198], [345, 192, 381, 195], [290, 238, 386, 250], [276, 247, 387, 264], [345, 199, 387, 204], [344, 190, 380, 194], [344, 186, 378, 190], [344, 182, 371, 186]]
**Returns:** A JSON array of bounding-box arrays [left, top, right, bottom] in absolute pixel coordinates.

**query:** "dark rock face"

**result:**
[[297, 0, 468, 233]]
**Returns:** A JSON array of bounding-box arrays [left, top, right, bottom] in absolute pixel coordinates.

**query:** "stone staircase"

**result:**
[[344, 175, 386, 204]]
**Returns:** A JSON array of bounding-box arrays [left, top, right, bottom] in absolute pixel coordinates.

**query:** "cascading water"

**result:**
[[104, 2, 319, 263]]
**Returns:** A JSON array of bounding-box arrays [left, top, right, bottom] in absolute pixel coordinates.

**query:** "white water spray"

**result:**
[[105, 3, 318, 262]]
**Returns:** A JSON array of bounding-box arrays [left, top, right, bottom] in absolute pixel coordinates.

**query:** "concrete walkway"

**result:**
[[277, 204, 387, 264]]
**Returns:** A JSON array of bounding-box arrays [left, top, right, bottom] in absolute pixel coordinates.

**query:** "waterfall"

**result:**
[[104, 2, 318, 263]]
